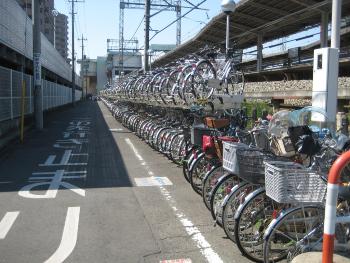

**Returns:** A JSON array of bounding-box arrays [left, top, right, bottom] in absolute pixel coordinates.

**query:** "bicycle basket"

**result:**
[[190, 126, 217, 146], [265, 161, 327, 204], [236, 148, 280, 184], [204, 117, 230, 129], [236, 130, 252, 145], [222, 141, 249, 174]]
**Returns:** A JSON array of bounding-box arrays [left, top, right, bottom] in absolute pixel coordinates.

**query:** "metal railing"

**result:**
[[0, 65, 82, 122], [241, 46, 350, 73]]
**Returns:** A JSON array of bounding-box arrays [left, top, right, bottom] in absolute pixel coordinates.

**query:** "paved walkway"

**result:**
[[0, 101, 250, 263]]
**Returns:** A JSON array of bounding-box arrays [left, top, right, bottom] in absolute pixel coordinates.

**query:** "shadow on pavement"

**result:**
[[0, 101, 132, 193]]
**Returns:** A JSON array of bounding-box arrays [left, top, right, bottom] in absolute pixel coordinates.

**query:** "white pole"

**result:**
[[226, 14, 230, 54], [53, 15, 56, 49], [331, 0, 342, 48]]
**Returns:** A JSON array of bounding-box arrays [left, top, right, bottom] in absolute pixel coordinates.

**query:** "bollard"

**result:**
[[322, 151, 350, 263]]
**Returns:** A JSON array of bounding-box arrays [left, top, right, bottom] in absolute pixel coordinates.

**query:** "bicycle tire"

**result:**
[[263, 205, 324, 263]]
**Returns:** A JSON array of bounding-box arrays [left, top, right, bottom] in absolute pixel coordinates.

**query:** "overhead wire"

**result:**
[[130, 15, 145, 40], [150, 0, 207, 41]]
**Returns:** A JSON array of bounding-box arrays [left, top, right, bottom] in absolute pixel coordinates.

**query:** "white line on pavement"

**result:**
[[125, 138, 224, 263], [125, 138, 144, 161], [45, 207, 80, 263], [0, 212, 19, 239], [109, 128, 124, 132], [159, 186, 224, 263]]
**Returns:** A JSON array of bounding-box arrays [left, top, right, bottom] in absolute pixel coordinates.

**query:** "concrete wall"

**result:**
[[244, 77, 350, 98], [96, 56, 107, 92]]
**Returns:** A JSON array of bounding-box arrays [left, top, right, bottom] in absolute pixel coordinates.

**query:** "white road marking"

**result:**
[[160, 259, 192, 263], [39, 150, 88, 166], [45, 207, 80, 263], [134, 177, 173, 186], [19, 170, 85, 198], [0, 212, 19, 239], [29, 171, 87, 181], [159, 186, 224, 263], [109, 128, 124, 132], [125, 138, 224, 263], [125, 138, 143, 161]]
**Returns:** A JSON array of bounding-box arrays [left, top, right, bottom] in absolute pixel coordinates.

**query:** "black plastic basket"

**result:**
[[190, 126, 217, 146]]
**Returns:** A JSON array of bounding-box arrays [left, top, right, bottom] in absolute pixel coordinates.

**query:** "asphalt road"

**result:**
[[0, 101, 251, 263]]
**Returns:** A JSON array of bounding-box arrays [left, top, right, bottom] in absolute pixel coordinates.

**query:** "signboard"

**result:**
[[33, 53, 41, 86]]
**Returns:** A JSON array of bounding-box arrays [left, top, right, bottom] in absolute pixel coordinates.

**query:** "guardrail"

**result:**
[[240, 46, 350, 74]]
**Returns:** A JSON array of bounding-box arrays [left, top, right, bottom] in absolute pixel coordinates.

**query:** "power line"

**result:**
[[150, 0, 207, 41], [130, 15, 145, 40]]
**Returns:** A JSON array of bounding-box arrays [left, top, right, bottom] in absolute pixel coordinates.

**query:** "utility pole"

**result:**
[[78, 34, 87, 99], [144, 0, 150, 72], [175, 0, 181, 46], [69, 0, 84, 106], [33, 0, 43, 129], [52, 10, 59, 49]]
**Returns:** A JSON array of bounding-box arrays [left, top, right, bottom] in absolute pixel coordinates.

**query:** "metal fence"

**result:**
[[0, 66, 82, 122]]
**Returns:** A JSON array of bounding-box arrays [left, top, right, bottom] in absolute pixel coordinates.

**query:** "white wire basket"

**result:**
[[265, 161, 327, 204], [222, 141, 249, 174]]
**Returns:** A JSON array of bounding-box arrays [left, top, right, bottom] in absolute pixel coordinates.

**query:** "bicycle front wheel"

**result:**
[[234, 188, 281, 262], [263, 205, 324, 263]]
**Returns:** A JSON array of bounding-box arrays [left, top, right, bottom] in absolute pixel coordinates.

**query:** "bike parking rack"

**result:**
[[323, 150, 350, 263]]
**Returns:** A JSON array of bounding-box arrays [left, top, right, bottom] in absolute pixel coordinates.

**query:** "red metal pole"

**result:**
[[322, 150, 350, 263]]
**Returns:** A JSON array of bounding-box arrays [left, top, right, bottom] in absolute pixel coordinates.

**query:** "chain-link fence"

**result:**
[[0, 65, 82, 122]]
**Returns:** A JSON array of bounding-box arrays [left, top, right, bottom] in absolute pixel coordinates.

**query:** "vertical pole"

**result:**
[[10, 70, 13, 120], [53, 14, 56, 48], [257, 34, 263, 72], [81, 35, 85, 99], [226, 14, 230, 55], [144, 0, 150, 72], [331, 0, 342, 48], [320, 12, 329, 48], [71, 0, 76, 106], [329, 0, 342, 125], [176, 0, 181, 46], [33, 0, 43, 129], [20, 80, 26, 142], [119, 3, 125, 77]]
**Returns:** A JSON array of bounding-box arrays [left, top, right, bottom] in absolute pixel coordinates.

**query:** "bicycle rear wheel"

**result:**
[[234, 188, 279, 262]]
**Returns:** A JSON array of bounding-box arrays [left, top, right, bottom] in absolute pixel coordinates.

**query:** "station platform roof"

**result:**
[[152, 0, 350, 67]]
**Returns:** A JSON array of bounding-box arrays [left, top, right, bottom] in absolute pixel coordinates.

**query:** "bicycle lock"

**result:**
[[322, 150, 350, 263]]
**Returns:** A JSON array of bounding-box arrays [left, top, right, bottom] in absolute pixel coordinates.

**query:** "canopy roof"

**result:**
[[152, 0, 350, 67]]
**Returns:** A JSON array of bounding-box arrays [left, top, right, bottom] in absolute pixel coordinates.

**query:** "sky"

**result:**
[[54, 0, 322, 70], [55, 0, 222, 61]]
